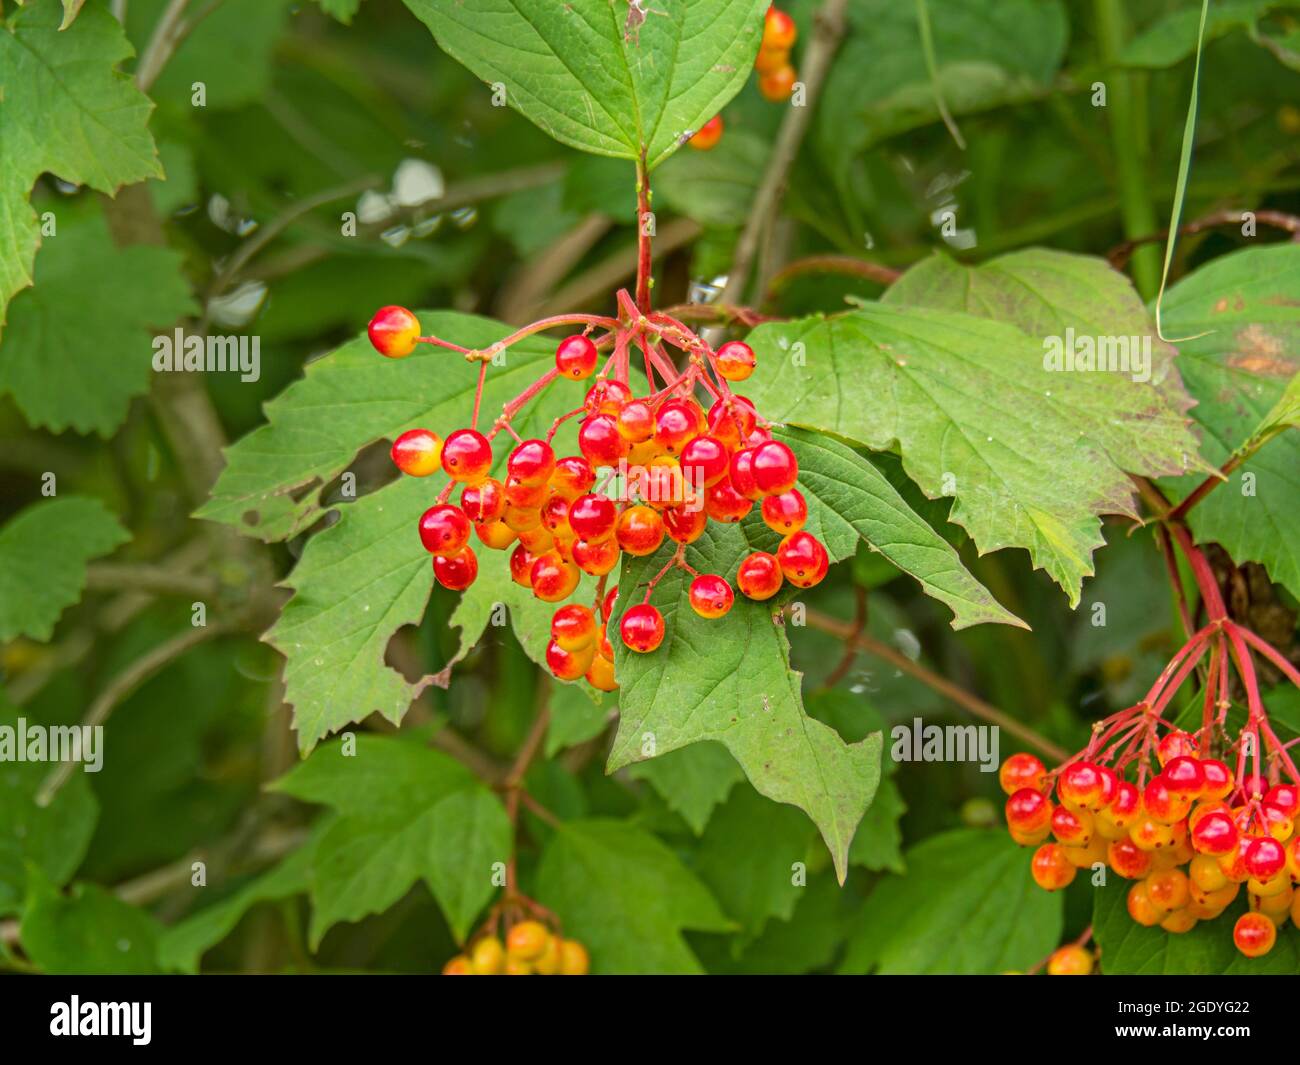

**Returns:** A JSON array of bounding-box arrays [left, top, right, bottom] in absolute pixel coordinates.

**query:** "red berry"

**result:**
[[433, 547, 477, 590], [1051, 805, 1092, 846], [704, 478, 754, 523], [509, 544, 535, 586], [461, 478, 506, 523], [620, 604, 665, 653], [688, 114, 723, 151], [759, 64, 796, 102], [1201, 758, 1234, 801], [1162, 755, 1205, 797], [1190, 810, 1239, 856], [1156, 729, 1199, 767], [679, 435, 730, 488], [715, 341, 756, 382], [736, 551, 783, 600], [1233, 912, 1277, 958], [601, 584, 619, 623], [568, 493, 618, 541], [707, 395, 757, 448], [419, 504, 472, 554], [1142, 774, 1190, 824], [503, 476, 547, 509], [474, 520, 516, 550], [586, 654, 617, 692], [572, 536, 620, 576], [578, 414, 628, 467], [441, 428, 493, 483], [507, 439, 556, 487], [1058, 761, 1106, 812], [1006, 787, 1052, 834], [530, 552, 581, 602], [728, 447, 762, 501], [1264, 783, 1300, 818], [776, 531, 828, 588], [555, 335, 598, 380], [760, 489, 807, 534], [663, 504, 707, 544], [551, 604, 597, 652], [546, 639, 595, 681], [999, 753, 1047, 796], [583, 380, 632, 415], [750, 440, 798, 495], [763, 6, 797, 49], [1030, 843, 1076, 891], [688, 575, 734, 619], [1108, 837, 1152, 879], [368, 305, 420, 357], [653, 399, 704, 455], [616, 400, 655, 443], [391, 429, 443, 476], [540, 494, 571, 535], [550, 455, 596, 499], [615, 505, 665, 556], [1243, 836, 1286, 880]]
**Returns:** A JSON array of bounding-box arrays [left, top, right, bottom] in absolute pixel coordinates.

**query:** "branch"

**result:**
[[718, 0, 851, 307], [766, 254, 901, 296], [85, 561, 219, 599], [804, 608, 1070, 762], [1107, 207, 1300, 270]]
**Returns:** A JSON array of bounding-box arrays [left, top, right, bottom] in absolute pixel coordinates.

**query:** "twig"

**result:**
[[804, 608, 1070, 762], [766, 254, 901, 295], [135, 0, 224, 92], [85, 561, 219, 599], [1107, 208, 1300, 269]]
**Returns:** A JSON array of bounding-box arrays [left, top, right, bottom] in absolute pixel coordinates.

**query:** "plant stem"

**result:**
[[635, 151, 652, 312]]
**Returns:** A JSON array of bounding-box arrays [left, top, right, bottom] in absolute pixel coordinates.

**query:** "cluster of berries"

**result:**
[[1002, 735, 1300, 961], [689, 6, 799, 151], [369, 300, 829, 693], [442, 921, 588, 976]]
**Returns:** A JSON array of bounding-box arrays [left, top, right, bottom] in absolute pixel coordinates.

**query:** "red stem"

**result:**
[[1169, 525, 1228, 621], [636, 152, 652, 313]]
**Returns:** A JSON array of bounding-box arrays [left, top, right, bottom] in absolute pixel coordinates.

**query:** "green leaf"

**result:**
[[199, 311, 555, 542], [21, 868, 163, 974], [544, 680, 608, 758], [608, 513, 882, 883], [625, 741, 745, 835], [839, 829, 1063, 974], [1093, 876, 1300, 974], [273, 735, 510, 944], [315, 0, 362, 25], [1121, 1, 1279, 69], [848, 775, 906, 874], [0, 202, 196, 435], [533, 818, 732, 974], [1158, 244, 1300, 599], [693, 785, 816, 938], [0, 0, 161, 332], [743, 298, 1205, 605], [780, 426, 1023, 629], [0, 496, 129, 642], [401, 0, 768, 168], [657, 128, 770, 227], [0, 703, 99, 917]]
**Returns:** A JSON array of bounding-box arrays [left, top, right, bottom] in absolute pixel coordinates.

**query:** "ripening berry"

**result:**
[[759, 64, 797, 101], [654, 399, 704, 455], [1217, 842, 1251, 883], [1062, 834, 1107, 869], [1252, 882, 1294, 917], [586, 653, 617, 692], [551, 604, 598, 652], [705, 478, 754, 523], [1058, 761, 1106, 813], [1162, 755, 1205, 798], [585, 379, 632, 414], [1243, 836, 1287, 880], [1108, 837, 1152, 879], [391, 428, 443, 476], [617, 399, 655, 443], [664, 504, 708, 545], [1160, 907, 1198, 934], [475, 520, 516, 550], [1130, 815, 1175, 851], [1095, 765, 1119, 808], [1145, 868, 1191, 912], [754, 44, 788, 74], [1030, 843, 1076, 891], [689, 114, 723, 150], [504, 504, 543, 533], [1096, 780, 1141, 838], [434, 547, 478, 591], [547, 638, 596, 681], [689, 574, 734, 619], [519, 525, 554, 554], [1143, 774, 1192, 825], [737, 551, 783, 600], [555, 334, 599, 379], [572, 536, 620, 576], [1046, 945, 1093, 976], [763, 5, 797, 49], [715, 340, 756, 381], [680, 435, 730, 487], [1190, 809, 1239, 856], [1200, 758, 1234, 801], [1051, 804, 1093, 846], [540, 495, 571, 537], [750, 440, 798, 495], [707, 395, 757, 447], [368, 305, 421, 357], [1233, 912, 1277, 958], [578, 413, 629, 467], [550, 455, 596, 499], [1127, 881, 1163, 927], [559, 939, 590, 976], [1261, 803, 1294, 843], [442, 954, 473, 975], [1006, 787, 1053, 836], [777, 530, 829, 588], [761, 489, 807, 535], [728, 447, 762, 501], [530, 552, 581, 602], [999, 753, 1047, 797], [506, 920, 550, 962], [462, 478, 506, 524], [509, 544, 535, 586], [568, 493, 618, 541], [1292, 886, 1300, 928], [1287, 835, 1300, 881], [470, 936, 505, 975], [441, 428, 493, 483], [533, 933, 563, 976], [1189, 853, 1229, 893], [420, 504, 472, 555], [601, 584, 619, 623], [1265, 783, 1300, 818], [1156, 729, 1199, 767], [1248, 870, 1291, 898], [504, 476, 548, 509], [620, 604, 666, 653], [615, 505, 664, 556], [508, 439, 557, 487]]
